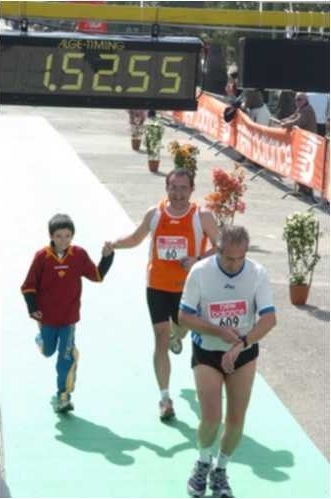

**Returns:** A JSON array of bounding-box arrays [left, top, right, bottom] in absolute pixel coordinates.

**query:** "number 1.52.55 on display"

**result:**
[[0, 32, 202, 110]]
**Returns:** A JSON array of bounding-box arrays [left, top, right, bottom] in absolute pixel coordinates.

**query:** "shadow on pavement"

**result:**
[[299, 304, 330, 322], [54, 388, 294, 481], [55, 415, 170, 465]]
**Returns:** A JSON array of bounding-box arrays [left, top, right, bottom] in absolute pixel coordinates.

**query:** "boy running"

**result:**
[[21, 213, 114, 413]]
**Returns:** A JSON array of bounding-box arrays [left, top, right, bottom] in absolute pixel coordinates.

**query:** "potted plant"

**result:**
[[282, 211, 320, 305], [144, 116, 164, 172], [128, 109, 147, 151], [168, 140, 199, 178], [204, 162, 246, 227]]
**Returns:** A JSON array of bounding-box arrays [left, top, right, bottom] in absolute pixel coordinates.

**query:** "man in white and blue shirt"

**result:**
[[179, 225, 276, 498]]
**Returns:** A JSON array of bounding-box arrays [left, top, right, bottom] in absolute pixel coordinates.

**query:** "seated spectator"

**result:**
[[279, 92, 317, 133], [279, 92, 317, 197]]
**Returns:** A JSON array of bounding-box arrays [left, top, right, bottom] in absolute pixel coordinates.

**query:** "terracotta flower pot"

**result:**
[[289, 284, 310, 305], [131, 138, 141, 151], [148, 159, 160, 173]]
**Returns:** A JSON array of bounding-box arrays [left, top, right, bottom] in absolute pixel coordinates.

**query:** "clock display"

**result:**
[[0, 32, 202, 109]]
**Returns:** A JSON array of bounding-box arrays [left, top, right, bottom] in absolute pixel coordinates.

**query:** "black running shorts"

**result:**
[[192, 342, 259, 375], [146, 287, 182, 325]]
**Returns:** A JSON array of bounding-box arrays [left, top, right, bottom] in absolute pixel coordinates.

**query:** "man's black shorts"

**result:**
[[146, 287, 182, 325], [192, 342, 259, 375]]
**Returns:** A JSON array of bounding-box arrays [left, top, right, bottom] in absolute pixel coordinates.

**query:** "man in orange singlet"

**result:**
[[110, 169, 219, 421]]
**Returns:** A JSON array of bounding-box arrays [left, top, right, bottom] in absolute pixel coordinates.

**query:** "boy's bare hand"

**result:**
[[102, 241, 114, 256], [31, 310, 42, 320]]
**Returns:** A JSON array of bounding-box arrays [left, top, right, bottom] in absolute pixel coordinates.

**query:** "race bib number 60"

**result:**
[[157, 236, 188, 260]]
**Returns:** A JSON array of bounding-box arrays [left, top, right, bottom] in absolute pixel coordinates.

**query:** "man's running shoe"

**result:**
[[187, 460, 211, 497], [169, 335, 183, 354], [209, 467, 234, 497], [169, 318, 185, 354], [159, 399, 175, 421]]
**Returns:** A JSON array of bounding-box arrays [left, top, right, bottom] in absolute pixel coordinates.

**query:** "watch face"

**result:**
[[0, 32, 202, 109]]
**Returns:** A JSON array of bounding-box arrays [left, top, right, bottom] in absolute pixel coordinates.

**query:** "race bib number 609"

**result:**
[[208, 300, 248, 328]]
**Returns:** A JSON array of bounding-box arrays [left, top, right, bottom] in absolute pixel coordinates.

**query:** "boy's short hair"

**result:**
[[48, 213, 75, 236]]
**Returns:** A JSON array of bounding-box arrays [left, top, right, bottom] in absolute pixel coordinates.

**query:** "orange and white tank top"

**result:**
[[147, 200, 207, 292]]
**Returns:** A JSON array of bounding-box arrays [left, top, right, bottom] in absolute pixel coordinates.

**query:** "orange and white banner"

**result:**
[[234, 110, 293, 178], [162, 93, 329, 201], [175, 94, 236, 147]]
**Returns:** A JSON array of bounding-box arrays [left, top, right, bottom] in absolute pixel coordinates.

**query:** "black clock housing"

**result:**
[[0, 32, 202, 109]]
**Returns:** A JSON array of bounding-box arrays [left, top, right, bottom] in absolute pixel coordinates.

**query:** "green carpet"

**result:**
[[1, 116, 329, 498]]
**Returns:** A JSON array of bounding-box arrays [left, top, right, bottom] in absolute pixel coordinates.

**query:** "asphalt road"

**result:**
[[2, 105, 329, 461]]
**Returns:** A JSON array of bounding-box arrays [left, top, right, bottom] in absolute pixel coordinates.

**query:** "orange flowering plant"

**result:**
[[205, 163, 246, 226], [168, 140, 199, 177]]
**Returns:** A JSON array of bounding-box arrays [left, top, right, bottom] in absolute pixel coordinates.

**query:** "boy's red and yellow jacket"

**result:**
[[21, 244, 113, 326]]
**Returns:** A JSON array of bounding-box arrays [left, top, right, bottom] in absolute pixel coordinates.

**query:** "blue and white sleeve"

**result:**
[[179, 269, 200, 315], [256, 267, 276, 316]]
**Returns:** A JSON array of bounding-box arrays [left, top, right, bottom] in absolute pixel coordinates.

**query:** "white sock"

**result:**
[[160, 389, 170, 402], [198, 446, 213, 464], [216, 451, 231, 469]]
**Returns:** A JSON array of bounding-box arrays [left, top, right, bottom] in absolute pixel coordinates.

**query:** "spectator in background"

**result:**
[[128, 109, 147, 131], [279, 92, 317, 197], [279, 92, 317, 133], [274, 90, 296, 120], [242, 89, 271, 126], [225, 65, 242, 102], [306, 92, 329, 137], [223, 65, 243, 126], [128, 109, 148, 151]]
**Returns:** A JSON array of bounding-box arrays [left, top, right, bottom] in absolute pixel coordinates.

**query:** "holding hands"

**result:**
[[102, 241, 114, 257], [31, 310, 43, 321]]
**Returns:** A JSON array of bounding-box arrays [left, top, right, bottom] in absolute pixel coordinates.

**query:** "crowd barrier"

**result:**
[[162, 92, 330, 202]]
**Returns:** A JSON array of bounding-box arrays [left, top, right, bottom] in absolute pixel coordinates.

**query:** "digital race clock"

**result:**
[[0, 31, 202, 110]]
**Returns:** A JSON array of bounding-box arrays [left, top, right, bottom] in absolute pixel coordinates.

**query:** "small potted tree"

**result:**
[[204, 163, 246, 227], [282, 211, 320, 305], [128, 109, 147, 151], [144, 112, 164, 172]]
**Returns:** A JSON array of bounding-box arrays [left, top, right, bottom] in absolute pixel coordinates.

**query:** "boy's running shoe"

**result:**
[[209, 467, 234, 497], [57, 398, 74, 413], [51, 395, 74, 413], [187, 460, 211, 497], [35, 333, 43, 352], [159, 399, 175, 421]]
